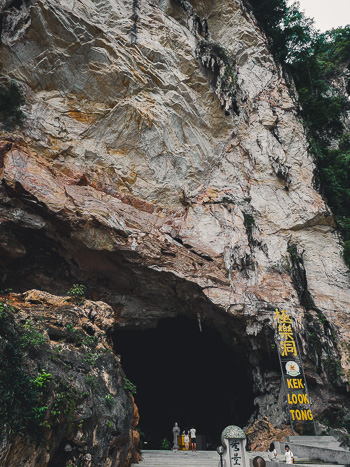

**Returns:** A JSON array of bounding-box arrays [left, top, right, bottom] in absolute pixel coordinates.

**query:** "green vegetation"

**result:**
[[0, 301, 10, 320], [105, 394, 115, 407], [20, 319, 47, 348], [0, 81, 25, 128], [160, 438, 172, 450], [67, 284, 86, 304], [86, 374, 98, 392], [248, 1, 350, 265], [81, 334, 100, 348], [0, 301, 124, 453], [31, 370, 52, 390], [0, 303, 85, 439], [83, 352, 96, 365], [0, 303, 49, 434], [66, 323, 76, 332], [50, 383, 78, 432], [123, 378, 137, 396], [65, 322, 101, 349]]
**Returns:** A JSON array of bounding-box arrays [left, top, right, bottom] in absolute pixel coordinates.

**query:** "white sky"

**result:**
[[289, 0, 350, 32]]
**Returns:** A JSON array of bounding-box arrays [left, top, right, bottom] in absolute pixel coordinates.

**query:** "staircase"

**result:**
[[287, 435, 347, 450], [131, 450, 218, 467], [132, 442, 350, 467], [279, 436, 350, 466]]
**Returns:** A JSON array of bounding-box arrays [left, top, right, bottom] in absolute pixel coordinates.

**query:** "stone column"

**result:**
[[221, 426, 249, 467]]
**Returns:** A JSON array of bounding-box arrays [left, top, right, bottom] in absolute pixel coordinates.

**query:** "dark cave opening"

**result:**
[[114, 316, 255, 450]]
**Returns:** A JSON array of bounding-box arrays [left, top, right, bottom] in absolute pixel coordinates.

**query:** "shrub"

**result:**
[[20, 320, 47, 348], [123, 378, 137, 395], [86, 374, 98, 392], [160, 438, 172, 450], [83, 352, 96, 365], [0, 301, 13, 320], [105, 394, 115, 406], [31, 370, 52, 390], [67, 284, 86, 304], [0, 310, 49, 435]]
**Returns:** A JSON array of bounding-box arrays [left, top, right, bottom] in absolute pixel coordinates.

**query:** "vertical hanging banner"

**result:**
[[273, 309, 316, 434]]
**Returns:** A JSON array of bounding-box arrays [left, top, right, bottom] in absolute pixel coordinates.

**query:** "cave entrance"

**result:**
[[114, 316, 255, 450]]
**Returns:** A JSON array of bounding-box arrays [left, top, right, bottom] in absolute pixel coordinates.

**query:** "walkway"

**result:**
[[132, 449, 350, 466], [131, 450, 218, 467]]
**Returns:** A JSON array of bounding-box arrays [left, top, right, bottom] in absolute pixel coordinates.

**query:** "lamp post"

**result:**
[[217, 445, 225, 467]]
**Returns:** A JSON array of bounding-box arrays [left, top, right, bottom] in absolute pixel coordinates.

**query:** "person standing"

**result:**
[[267, 442, 277, 460], [190, 426, 197, 451], [184, 430, 190, 451], [285, 445, 294, 464]]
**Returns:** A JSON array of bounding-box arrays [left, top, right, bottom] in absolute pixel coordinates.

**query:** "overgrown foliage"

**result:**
[[159, 438, 172, 450], [0, 303, 49, 435], [67, 284, 86, 304], [248, 0, 350, 265], [105, 394, 115, 407], [0, 81, 25, 128], [65, 322, 101, 348], [0, 304, 82, 437], [123, 377, 137, 396]]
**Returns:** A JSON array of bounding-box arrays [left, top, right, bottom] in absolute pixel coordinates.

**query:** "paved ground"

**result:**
[[131, 450, 349, 466], [131, 450, 219, 466]]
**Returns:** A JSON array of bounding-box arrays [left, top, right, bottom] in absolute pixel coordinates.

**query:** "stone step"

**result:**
[[289, 436, 337, 442], [265, 454, 349, 466], [142, 449, 218, 457], [264, 454, 348, 466], [290, 463, 347, 467], [132, 450, 349, 467], [132, 450, 219, 467], [133, 462, 216, 466], [287, 436, 343, 448], [139, 453, 218, 459]]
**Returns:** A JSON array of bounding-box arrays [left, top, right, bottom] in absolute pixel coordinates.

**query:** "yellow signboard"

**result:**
[[273, 309, 315, 432]]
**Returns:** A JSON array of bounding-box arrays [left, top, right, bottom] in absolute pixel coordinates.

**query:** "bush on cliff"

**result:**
[[0, 303, 47, 435]]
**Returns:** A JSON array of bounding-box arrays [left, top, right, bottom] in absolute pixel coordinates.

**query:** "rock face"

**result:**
[[246, 416, 292, 451], [0, 291, 139, 466], [1, 0, 350, 459]]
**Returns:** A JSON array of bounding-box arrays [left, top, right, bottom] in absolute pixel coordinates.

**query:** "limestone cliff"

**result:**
[[1, 0, 350, 462]]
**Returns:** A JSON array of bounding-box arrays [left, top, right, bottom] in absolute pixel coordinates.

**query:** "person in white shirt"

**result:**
[[183, 431, 190, 450], [190, 427, 197, 451], [285, 445, 294, 464], [267, 442, 277, 460]]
